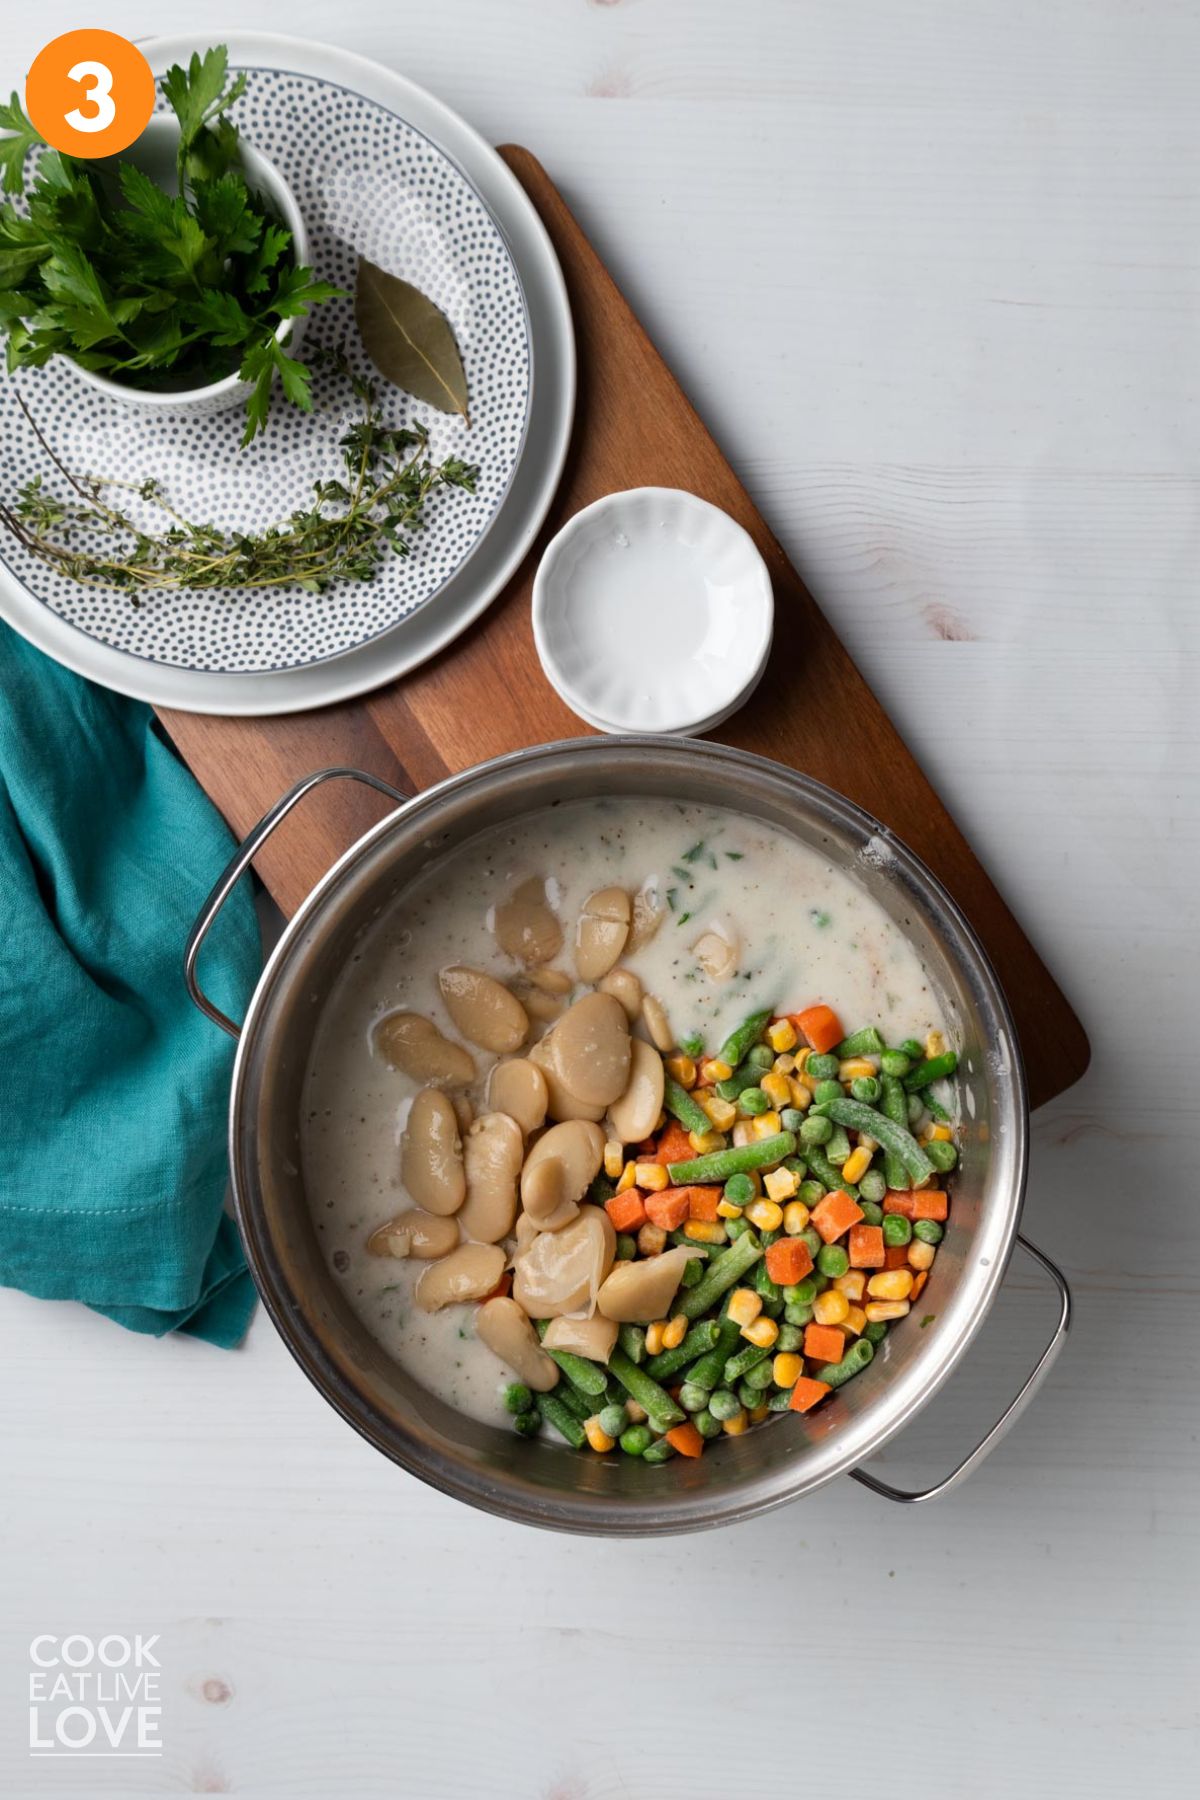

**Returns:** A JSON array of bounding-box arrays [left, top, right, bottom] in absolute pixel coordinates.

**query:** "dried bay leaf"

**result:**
[[354, 258, 469, 421]]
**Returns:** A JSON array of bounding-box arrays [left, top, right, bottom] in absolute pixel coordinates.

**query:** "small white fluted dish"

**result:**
[[532, 487, 774, 736]]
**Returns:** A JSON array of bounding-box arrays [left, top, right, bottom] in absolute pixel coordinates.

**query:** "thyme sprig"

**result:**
[[0, 358, 478, 598]]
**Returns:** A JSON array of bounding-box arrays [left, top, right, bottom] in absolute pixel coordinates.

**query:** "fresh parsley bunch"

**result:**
[[0, 46, 342, 443]]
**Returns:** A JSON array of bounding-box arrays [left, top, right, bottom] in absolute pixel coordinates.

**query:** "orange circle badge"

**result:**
[[25, 30, 156, 160]]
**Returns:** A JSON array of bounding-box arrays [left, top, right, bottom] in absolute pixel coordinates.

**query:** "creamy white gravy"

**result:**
[[301, 797, 948, 1427]]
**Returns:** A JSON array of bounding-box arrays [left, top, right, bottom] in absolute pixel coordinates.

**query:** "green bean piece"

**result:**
[[718, 1007, 775, 1069], [681, 1318, 743, 1391], [680, 1256, 705, 1288], [859, 1200, 884, 1225], [619, 1424, 654, 1456], [882, 1213, 912, 1247], [850, 1075, 881, 1104], [835, 1027, 885, 1058], [513, 1410, 542, 1438], [926, 1138, 958, 1172], [608, 1349, 685, 1429], [589, 1173, 617, 1206], [664, 1075, 713, 1137], [922, 1088, 951, 1122], [826, 1125, 852, 1166], [678, 1381, 710, 1414], [724, 1171, 755, 1205], [680, 1031, 705, 1059], [535, 1324, 609, 1396], [667, 1131, 796, 1187], [776, 1322, 804, 1353], [617, 1323, 647, 1365], [615, 1232, 637, 1261], [754, 1259, 782, 1303], [803, 1145, 858, 1198], [597, 1403, 627, 1439], [724, 1342, 770, 1384], [811, 1096, 935, 1186], [554, 1384, 592, 1420], [899, 1038, 923, 1059], [879, 1048, 912, 1078], [902, 1051, 958, 1092], [800, 1113, 833, 1146], [744, 1358, 775, 1392], [738, 1086, 770, 1117], [816, 1337, 876, 1389], [694, 1408, 722, 1439], [503, 1382, 533, 1415], [708, 1387, 742, 1422], [881, 1073, 910, 1191], [914, 1218, 944, 1244], [767, 1389, 794, 1411], [817, 1243, 849, 1278], [806, 1052, 840, 1080], [859, 1167, 887, 1203], [784, 1300, 814, 1326], [676, 1228, 765, 1318], [642, 1437, 676, 1464], [716, 1063, 766, 1102], [538, 1392, 588, 1446], [863, 1320, 890, 1344], [645, 1319, 722, 1382]]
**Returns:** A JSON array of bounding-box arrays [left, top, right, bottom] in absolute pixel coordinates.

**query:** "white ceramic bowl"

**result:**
[[532, 487, 774, 735], [69, 115, 309, 419]]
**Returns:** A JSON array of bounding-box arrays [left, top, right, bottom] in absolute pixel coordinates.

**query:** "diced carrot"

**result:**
[[765, 1237, 815, 1286], [912, 1189, 948, 1221], [911, 1270, 929, 1302], [791, 1004, 845, 1056], [479, 1271, 511, 1303], [883, 1190, 916, 1218], [848, 1223, 885, 1268], [810, 1188, 864, 1244], [604, 1189, 648, 1233], [656, 1121, 695, 1166], [788, 1376, 832, 1413], [644, 1188, 692, 1230], [665, 1421, 706, 1458], [686, 1186, 722, 1223], [884, 1243, 910, 1269], [804, 1323, 846, 1364]]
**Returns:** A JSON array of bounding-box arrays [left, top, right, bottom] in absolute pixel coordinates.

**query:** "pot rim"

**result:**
[[227, 736, 1029, 1534]]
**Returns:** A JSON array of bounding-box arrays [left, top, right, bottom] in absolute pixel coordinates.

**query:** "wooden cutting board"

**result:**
[[158, 147, 1089, 1111]]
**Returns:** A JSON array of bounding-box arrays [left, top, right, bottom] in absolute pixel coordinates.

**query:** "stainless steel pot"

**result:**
[[187, 738, 1069, 1534]]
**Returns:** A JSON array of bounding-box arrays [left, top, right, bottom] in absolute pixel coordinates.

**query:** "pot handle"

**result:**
[[185, 765, 410, 1039], [848, 1233, 1071, 1504]]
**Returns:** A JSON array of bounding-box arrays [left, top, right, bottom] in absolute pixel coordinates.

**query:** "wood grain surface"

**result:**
[[158, 146, 1088, 1110]]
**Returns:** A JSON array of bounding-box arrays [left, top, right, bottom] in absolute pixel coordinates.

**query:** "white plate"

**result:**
[[0, 34, 575, 715]]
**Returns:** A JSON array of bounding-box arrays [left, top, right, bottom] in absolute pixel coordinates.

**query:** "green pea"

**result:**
[[800, 1113, 833, 1146], [813, 1080, 844, 1106], [642, 1438, 676, 1464], [882, 1213, 912, 1247], [747, 1044, 775, 1071], [615, 1233, 637, 1261], [914, 1218, 944, 1244], [504, 1383, 533, 1415], [899, 1038, 923, 1059], [926, 1139, 958, 1172], [744, 1359, 775, 1391], [784, 1301, 813, 1327], [512, 1410, 541, 1437], [708, 1388, 742, 1422], [811, 1272, 830, 1293], [694, 1408, 722, 1439], [806, 1053, 840, 1080], [738, 1380, 762, 1409], [784, 1277, 818, 1306], [817, 1243, 849, 1278], [678, 1382, 710, 1414], [776, 1323, 804, 1352], [863, 1320, 890, 1344], [725, 1171, 755, 1204], [739, 1086, 770, 1116], [780, 1107, 807, 1132], [907, 1092, 925, 1124], [859, 1167, 887, 1202], [598, 1403, 627, 1438], [798, 1178, 825, 1207], [726, 1217, 752, 1240], [619, 1425, 653, 1456], [782, 1155, 807, 1177], [850, 1075, 881, 1104], [680, 1032, 705, 1058], [800, 1226, 822, 1257], [880, 1049, 912, 1077], [859, 1200, 884, 1225]]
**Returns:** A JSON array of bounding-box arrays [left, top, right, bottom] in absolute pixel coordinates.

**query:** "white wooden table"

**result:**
[[2, 3, 1197, 1792]]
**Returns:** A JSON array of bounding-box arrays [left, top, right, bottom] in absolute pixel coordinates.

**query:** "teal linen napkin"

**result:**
[[0, 628, 262, 1346]]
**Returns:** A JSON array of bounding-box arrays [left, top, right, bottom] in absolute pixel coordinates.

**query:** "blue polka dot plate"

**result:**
[[0, 40, 545, 685]]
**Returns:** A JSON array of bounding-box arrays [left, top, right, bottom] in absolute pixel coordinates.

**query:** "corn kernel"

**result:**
[[746, 1197, 784, 1232], [772, 1052, 797, 1076], [843, 1305, 867, 1336], [662, 1314, 688, 1350], [716, 1198, 744, 1220], [749, 1402, 771, 1424], [722, 1409, 749, 1435], [603, 1140, 624, 1180], [699, 1093, 737, 1131], [751, 1111, 783, 1140], [782, 1199, 811, 1236], [687, 1129, 725, 1155], [761, 1071, 792, 1109], [868, 1268, 915, 1300], [813, 1289, 850, 1326], [584, 1416, 615, 1453], [787, 1077, 813, 1110], [767, 1018, 798, 1053], [926, 1030, 946, 1059], [908, 1239, 937, 1271], [644, 1320, 667, 1356], [727, 1287, 762, 1327], [637, 1222, 667, 1256], [793, 1046, 811, 1074], [741, 1315, 780, 1349], [858, 1133, 879, 1152], [835, 1269, 866, 1302], [839, 1057, 877, 1082], [764, 1166, 799, 1203], [625, 1399, 647, 1423], [665, 1053, 697, 1089], [732, 1121, 754, 1148], [866, 1299, 911, 1323], [842, 1145, 872, 1185], [684, 1219, 727, 1244], [700, 1057, 733, 1084], [616, 1160, 638, 1193], [636, 1162, 669, 1192], [930, 1122, 954, 1142], [772, 1352, 803, 1388]]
